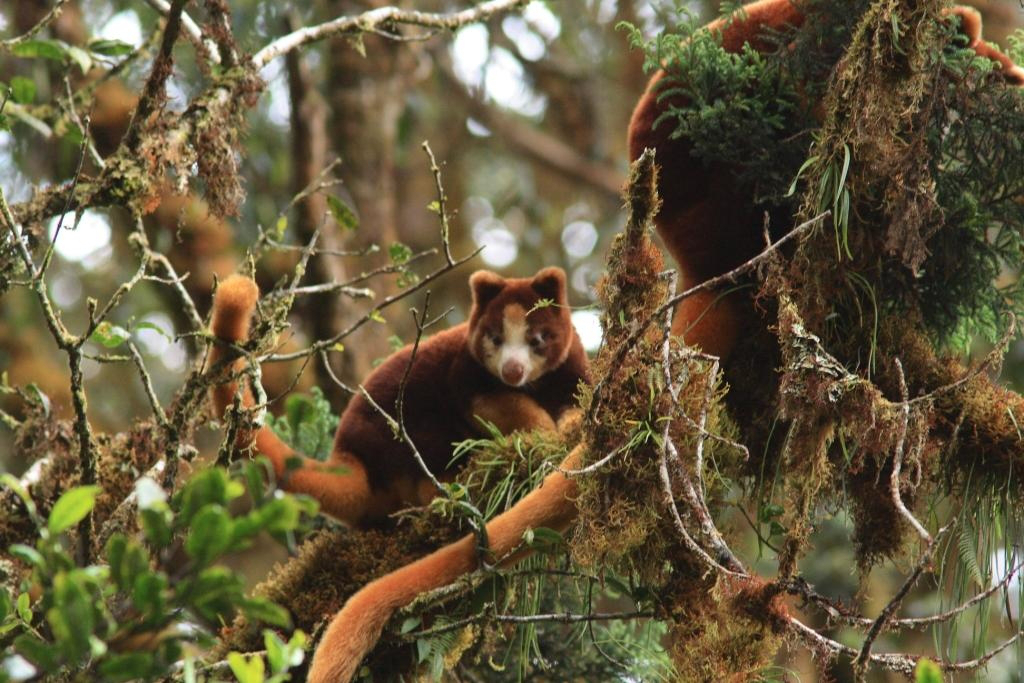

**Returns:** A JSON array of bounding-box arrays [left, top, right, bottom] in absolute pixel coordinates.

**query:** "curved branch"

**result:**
[[251, 0, 529, 69]]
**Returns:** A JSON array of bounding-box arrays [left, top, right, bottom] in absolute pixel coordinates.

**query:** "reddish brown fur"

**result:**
[[209, 268, 588, 526], [309, 4, 1024, 681]]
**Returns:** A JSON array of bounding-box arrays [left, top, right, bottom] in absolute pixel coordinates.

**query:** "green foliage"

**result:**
[[388, 242, 420, 288], [47, 485, 101, 534], [9, 38, 106, 75], [267, 387, 339, 461], [228, 630, 307, 683], [621, 1, 1024, 348], [326, 195, 359, 232], [919, 49, 1024, 345], [89, 321, 131, 349], [0, 464, 316, 681], [914, 658, 942, 683], [396, 427, 674, 681], [619, 6, 812, 206], [8, 77, 35, 105]]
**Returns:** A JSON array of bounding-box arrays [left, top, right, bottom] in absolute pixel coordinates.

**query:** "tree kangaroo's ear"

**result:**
[[530, 267, 568, 306], [469, 270, 506, 311], [305, 444, 586, 683]]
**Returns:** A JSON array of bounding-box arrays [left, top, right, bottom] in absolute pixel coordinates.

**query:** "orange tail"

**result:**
[[208, 275, 371, 525], [306, 444, 585, 682]]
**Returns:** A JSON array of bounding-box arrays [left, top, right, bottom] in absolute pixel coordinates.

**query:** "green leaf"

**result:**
[[63, 119, 84, 146], [27, 384, 52, 417], [228, 652, 266, 683], [105, 535, 127, 586], [416, 638, 430, 664], [133, 320, 171, 341], [431, 650, 444, 679], [90, 321, 131, 348], [16, 592, 31, 623], [106, 535, 151, 591], [347, 33, 366, 58], [11, 39, 67, 61], [759, 503, 784, 521], [176, 468, 240, 526], [14, 633, 59, 672], [99, 653, 154, 682], [285, 631, 308, 664], [522, 526, 564, 552], [140, 507, 173, 548], [604, 574, 633, 599], [914, 659, 942, 683], [178, 567, 245, 622], [264, 630, 286, 673], [88, 38, 135, 56], [388, 242, 412, 265], [131, 571, 167, 618], [266, 387, 339, 461], [240, 597, 291, 628], [1, 474, 38, 520], [10, 76, 36, 104], [326, 195, 359, 231], [251, 498, 301, 536], [66, 45, 92, 73], [185, 506, 234, 566], [400, 616, 422, 634], [48, 485, 101, 534], [47, 572, 95, 662]]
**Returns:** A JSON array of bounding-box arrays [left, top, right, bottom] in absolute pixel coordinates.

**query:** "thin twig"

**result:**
[[128, 342, 169, 428], [890, 359, 931, 543], [0, 0, 71, 50], [60, 76, 103, 169], [852, 523, 954, 679], [141, 0, 219, 63], [251, 0, 530, 69], [263, 283, 374, 301], [265, 247, 481, 363], [786, 559, 1024, 630], [654, 271, 745, 577], [587, 211, 830, 421], [407, 608, 655, 639], [422, 141, 454, 265], [123, 0, 188, 151]]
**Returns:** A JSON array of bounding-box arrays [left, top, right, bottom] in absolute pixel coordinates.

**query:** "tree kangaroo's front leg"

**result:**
[[469, 391, 558, 434], [306, 444, 585, 683]]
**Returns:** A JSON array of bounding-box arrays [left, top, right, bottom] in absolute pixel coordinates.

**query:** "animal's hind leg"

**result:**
[[254, 429, 373, 526]]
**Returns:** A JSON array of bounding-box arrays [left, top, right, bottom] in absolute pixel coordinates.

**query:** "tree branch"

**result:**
[[251, 0, 530, 69]]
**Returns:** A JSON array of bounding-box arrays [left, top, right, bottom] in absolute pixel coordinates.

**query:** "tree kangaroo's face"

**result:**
[[468, 268, 573, 388]]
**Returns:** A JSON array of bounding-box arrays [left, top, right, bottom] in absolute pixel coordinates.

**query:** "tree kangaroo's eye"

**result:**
[[488, 332, 504, 346]]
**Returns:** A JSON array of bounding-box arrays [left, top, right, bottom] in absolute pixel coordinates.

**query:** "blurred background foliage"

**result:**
[[2, 0, 1024, 681]]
